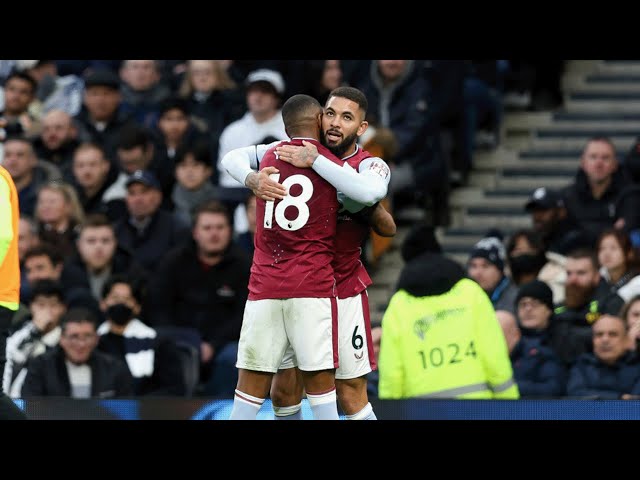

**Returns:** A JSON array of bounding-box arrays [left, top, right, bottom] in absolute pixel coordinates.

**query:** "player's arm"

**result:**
[[276, 141, 390, 207], [0, 175, 14, 267], [220, 141, 287, 201]]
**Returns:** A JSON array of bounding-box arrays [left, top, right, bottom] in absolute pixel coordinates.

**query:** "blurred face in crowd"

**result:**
[[3, 76, 34, 115], [83, 86, 121, 122], [2, 139, 37, 183], [468, 257, 502, 293], [18, 218, 39, 261], [117, 145, 152, 174], [72, 145, 110, 191], [175, 154, 211, 191], [322, 95, 367, 158], [530, 207, 562, 236], [517, 296, 552, 330], [188, 60, 218, 94], [101, 282, 140, 316], [581, 139, 617, 186], [625, 299, 640, 330], [24, 255, 62, 284], [322, 60, 342, 91], [77, 226, 116, 271], [125, 183, 161, 220], [246, 83, 279, 119], [36, 187, 70, 225], [158, 108, 189, 145], [598, 233, 628, 275], [120, 60, 159, 92], [565, 256, 600, 309], [593, 315, 628, 365], [29, 293, 66, 333], [60, 321, 98, 365], [377, 60, 408, 83], [41, 110, 76, 151], [193, 211, 231, 257]]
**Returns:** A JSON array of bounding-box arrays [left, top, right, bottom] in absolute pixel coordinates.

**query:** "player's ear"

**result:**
[[357, 120, 368, 137]]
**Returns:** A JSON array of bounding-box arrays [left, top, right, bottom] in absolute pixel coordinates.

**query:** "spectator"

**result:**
[[70, 142, 123, 221], [2, 135, 61, 216], [621, 295, 640, 352], [97, 274, 185, 396], [172, 141, 217, 227], [35, 180, 85, 257], [147, 200, 250, 396], [507, 280, 567, 397], [596, 228, 640, 304], [119, 60, 171, 129], [1, 71, 39, 138], [113, 170, 190, 273], [17, 216, 40, 303], [566, 314, 640, 399], [61, 214, 147, 304], [21, 307, 134, 398], [561, 136, 630, 246], [74, 68, 137, 161], [467, 231, 519, 315], [4, 280, 66, 398], [216, 68, 287, 232], [506, 229, 548, 287], [32, 110, 80, 174], [22, 244, 63, 303]]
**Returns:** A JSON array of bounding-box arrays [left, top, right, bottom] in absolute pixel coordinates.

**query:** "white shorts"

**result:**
[[236, 297, 338, 373], [280, 291, 376, 379]]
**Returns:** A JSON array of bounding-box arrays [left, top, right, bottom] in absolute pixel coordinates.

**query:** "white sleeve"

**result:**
[[311, 155, 390, 206], [219, 141, 281, 186]]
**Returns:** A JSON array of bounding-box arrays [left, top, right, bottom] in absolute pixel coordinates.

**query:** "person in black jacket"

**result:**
[[21, 307, 134, 398], [147, 200, 251, 396]]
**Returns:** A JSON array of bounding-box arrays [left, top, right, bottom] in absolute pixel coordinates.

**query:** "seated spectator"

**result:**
[[621, 295, 640, 352], [147, 200, 251, 396], [566, 314, 640, 399], [554, 248, 625, 366], [32, 110, 80, 174], [4, 280, 67, 398], [21, 307, 134, 398], [21, 244, 63, 304], [113, 170, 190, 273], [69, 142, 123, 221], [1, 71, 39, 138], [172, 141, 217, 227], [467, 231, 519, 315], [17, 216, 40, 303], [35, 180, 85, 257], [506, 229, 548, 287], [596, 228, 640, 305], [97, 274, 185, 396], [119, 60, 171, 129], [561, 136, 630, 247], [507, 280, 567, 397], [61, 214, 147, 303], [3, 136, 60, 216]]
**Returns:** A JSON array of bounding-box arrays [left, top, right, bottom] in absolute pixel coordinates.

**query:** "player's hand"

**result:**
[[245, 166, 287, 201], [276, 140, 319, 168]]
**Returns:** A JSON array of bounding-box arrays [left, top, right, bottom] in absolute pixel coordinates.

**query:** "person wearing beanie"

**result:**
[[467, 232, 519, 315], [509, 279, 567, 397], [378, 231, 519, 400]]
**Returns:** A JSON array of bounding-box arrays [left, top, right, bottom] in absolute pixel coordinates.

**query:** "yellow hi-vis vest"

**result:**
[[378, 278, 519, 399]]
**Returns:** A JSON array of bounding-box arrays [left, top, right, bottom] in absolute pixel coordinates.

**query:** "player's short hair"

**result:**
[[281, 94, 322, 129], [327, 86, 368, 115]]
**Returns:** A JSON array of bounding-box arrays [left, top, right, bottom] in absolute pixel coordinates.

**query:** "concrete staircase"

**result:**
[[366, 60, 640, 323]]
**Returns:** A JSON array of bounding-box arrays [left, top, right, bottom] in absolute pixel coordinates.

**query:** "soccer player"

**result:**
[[222, 87, 393, 420], [228, 94, 345, 420], [0, 160, 29, 419]]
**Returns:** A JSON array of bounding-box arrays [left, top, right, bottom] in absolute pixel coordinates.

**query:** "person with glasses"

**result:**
[[21, 307, 133, 398]]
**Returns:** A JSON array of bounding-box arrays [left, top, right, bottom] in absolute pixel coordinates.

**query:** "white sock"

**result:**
[[273, 402, 302, 420], [345, 402, 377, 420], [229, 389, 265, 420], [306, 388, 339, 420]]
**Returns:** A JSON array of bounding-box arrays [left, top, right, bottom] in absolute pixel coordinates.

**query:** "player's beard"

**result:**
[[564, 283, 596, 310], [323, 130, 358, 159]]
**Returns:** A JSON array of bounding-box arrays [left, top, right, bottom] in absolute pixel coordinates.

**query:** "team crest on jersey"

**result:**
[[368, 161, 390, 180], [414, 316, 434, 340], [354, 351, 364, 360]]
